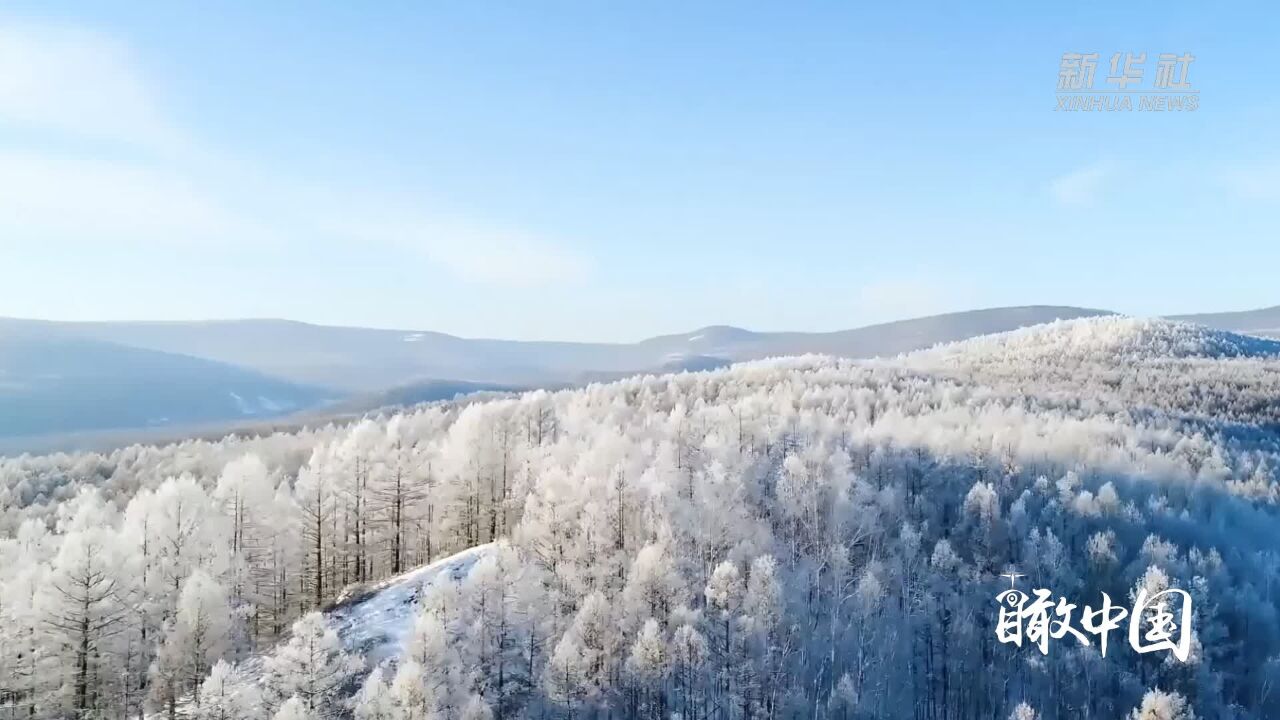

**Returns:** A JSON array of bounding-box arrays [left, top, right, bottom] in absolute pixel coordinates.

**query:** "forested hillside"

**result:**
[[3, 317, 1279, 719]]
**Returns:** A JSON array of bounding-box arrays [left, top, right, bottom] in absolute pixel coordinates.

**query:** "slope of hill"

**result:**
[[913, 315, 1280, 364], [0, 328, 329, 439], [903, 317, 1280, 435], [328, 544, 493, 670], [1169, 304, 1280, 336]]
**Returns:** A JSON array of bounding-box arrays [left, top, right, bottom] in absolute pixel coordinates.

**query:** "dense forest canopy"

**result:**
[[2, 317, 1279, 720]]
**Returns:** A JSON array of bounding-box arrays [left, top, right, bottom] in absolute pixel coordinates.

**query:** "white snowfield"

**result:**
[[328, 544, 493, 668]]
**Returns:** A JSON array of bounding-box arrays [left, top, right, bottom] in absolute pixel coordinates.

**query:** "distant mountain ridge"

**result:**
[[0, 324, 329, 440], [0, 303, 1274, 446], [1167, 305, 1280, 335], [0, 305, 1112, 391]]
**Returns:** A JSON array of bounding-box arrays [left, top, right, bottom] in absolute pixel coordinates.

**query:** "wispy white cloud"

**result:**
[[1049, 162, 1111, 207], [0, 20, 591, 288], [0, 22, 185, 153], [0, 150, 269, 245]]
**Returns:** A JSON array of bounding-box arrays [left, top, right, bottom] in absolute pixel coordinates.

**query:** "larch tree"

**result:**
[[262, 611, 362, 718], [150, 569, 234, 719], [43, 524, 128, 718], [196, 659, 262, 720]]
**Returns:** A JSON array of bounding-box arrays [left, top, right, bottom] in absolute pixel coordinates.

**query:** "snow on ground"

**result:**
[[328, 544, 493, 668], [143, 548, 493, 719]]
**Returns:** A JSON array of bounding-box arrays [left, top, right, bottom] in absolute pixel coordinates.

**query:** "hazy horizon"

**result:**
[[5, 300, 1278, 343]]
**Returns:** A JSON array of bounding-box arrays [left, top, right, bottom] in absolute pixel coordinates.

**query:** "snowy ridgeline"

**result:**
[[5, 316, 1280, 720]]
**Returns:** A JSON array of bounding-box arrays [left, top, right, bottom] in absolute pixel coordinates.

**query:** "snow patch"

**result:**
[[328, 544, 492, 668], [257, 396, 281, 413], [229, 391, 255, 415]]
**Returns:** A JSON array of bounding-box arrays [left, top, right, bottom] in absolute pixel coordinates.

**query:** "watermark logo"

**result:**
[[1056, 52, 1199, 111], [994, 572, 1193, 661]]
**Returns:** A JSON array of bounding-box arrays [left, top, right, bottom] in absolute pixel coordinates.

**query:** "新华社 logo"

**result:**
[[1055, 52, 1199, 111]]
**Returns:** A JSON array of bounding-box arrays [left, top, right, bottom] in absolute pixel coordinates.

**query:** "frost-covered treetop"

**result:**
[[914, 316, 1280, 364]]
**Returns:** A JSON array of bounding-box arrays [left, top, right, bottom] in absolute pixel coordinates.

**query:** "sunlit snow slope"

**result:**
[[328, 544, 493, 669]]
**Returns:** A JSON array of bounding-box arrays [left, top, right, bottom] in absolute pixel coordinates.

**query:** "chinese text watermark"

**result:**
[[1056, 52, 1199, 112], [994, 572, 1193, 662]]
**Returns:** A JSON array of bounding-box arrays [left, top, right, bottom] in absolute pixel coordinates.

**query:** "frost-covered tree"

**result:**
[[196, 659, 262, 720], [274, 695, 314, 720], [626, 619, 669, 720], [545, 591, 616, 712], [43, 506, 128, 718], [263, 612, 362, 717], [1009, 702, 1039, 720], [352, 666, 396, 720], [1129, 689, 1196, 720], [150, 569, 234, 718], [461, 694, 494, 720], [671, 624, 708, 720]]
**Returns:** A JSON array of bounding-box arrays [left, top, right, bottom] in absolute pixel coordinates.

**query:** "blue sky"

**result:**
[[2, 2, 1279, 341]]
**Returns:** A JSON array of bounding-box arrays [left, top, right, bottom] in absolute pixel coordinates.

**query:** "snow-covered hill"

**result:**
[[897, 317, 1280, 434], [912, 316, 1280, 364], [8, 315, 1280, 719]]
